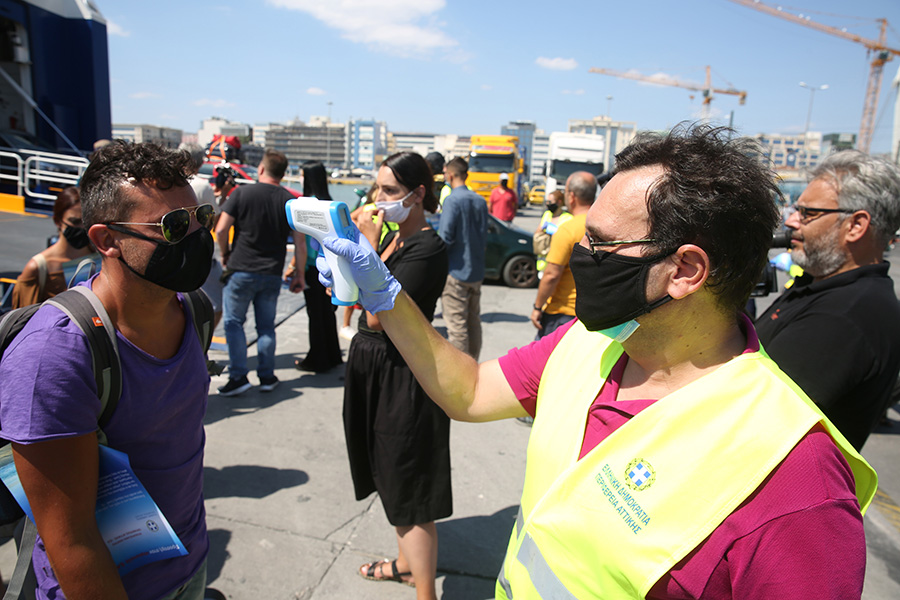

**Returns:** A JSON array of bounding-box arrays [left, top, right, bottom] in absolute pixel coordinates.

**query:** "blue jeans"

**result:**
[[223, 271, 282, 379]]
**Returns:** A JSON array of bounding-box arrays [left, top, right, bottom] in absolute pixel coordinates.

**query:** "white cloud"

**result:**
[[193, 98, 235, 108], [106, 19, 130, 37], [561, 89, 585, 95], [536, 57, 578, 71], [307, 87, 327, 96], [481, 84, 492, 91], [130, 91, 160, 99], [267, 0, 457, 57]]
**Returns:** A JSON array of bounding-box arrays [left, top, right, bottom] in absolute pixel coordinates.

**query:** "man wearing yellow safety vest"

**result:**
[[314, 124, 876, 599]]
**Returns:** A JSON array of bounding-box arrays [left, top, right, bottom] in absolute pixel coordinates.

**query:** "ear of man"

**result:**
[[843, 210, 872, 244], [88, 224, 122, 259], [665, 244, 710, 300]]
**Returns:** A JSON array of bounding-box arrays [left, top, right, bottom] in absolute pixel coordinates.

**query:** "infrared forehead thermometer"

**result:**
[[285, 198, 359, 306]]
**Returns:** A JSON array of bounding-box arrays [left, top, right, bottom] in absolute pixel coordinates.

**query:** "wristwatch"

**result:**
[[533, 304, 543, 312]]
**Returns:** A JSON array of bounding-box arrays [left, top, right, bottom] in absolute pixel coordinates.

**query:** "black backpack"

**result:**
[[0, 286, 214, 599]]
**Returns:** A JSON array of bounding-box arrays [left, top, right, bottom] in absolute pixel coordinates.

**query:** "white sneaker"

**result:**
[[339, 326, 356, 341]]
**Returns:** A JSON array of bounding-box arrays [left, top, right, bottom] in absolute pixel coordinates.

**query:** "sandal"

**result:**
[[359, 558, 415, 587]]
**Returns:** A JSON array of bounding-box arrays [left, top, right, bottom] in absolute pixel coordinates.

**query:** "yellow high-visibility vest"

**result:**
[[497, 320, 875, 599]]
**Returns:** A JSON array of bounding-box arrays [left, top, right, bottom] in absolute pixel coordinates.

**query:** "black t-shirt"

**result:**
[[221, 183, 293, 276], [756, 263, 900, 450], [358, 228, 448, 334]]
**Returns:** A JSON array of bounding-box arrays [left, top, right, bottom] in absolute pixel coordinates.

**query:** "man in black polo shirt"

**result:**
[[757, 150, 900, 450], [215, 149, 305, 396]]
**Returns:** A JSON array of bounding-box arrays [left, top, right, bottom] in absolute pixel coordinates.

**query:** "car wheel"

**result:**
[[502, 255, 538, 288]]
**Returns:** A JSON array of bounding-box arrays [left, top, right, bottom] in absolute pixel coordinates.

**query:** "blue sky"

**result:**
[[101, 0, 900, 154]]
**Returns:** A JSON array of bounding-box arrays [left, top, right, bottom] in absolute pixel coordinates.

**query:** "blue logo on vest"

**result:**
[[625, 458, 656, 491]]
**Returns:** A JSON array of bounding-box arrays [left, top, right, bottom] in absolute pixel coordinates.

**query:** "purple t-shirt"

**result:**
[[0, 279, 209, 600]]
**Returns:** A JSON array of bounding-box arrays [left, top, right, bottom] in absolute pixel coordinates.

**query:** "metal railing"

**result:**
[[0, 149, 89, 202]]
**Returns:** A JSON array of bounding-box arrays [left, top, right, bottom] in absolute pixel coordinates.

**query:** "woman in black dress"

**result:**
[[344, 152, 449, 599], [293, 160, 343, 373]]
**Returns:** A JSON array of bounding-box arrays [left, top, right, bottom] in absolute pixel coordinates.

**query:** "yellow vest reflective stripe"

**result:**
[[497, 320, 876, 599]]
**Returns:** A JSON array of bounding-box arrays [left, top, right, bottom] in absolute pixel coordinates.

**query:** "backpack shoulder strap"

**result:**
[[182, 290, 214, 353], [0, 305, 42, 358], [2, 518, 37, 600], [46, 287, 121, 430], [32, 254, 47, 296]]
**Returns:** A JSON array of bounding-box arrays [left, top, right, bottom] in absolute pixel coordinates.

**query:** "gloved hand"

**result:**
[[314, 236, 402, 314]]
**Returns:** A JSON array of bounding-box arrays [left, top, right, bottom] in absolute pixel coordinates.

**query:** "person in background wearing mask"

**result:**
[[315, 125, 875, 599], [344, 152, 449, 600], [12, 186, 94, 308], [0, 141, 216, 598], [533, 189, 572, 275]]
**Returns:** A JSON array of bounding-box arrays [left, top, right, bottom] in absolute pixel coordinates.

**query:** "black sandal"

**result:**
[[359, 559, 415, 587]]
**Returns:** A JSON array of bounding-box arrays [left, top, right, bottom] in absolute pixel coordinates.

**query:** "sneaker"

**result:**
[[258, 375, 279, 392], [339, 326, 356, 341], [218, 376, 252, 397]]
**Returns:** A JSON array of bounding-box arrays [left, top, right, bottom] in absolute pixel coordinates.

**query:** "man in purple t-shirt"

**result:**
[[0, 142, 213, 600]]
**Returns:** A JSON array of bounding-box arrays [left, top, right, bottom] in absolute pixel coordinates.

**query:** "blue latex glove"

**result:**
[[315, 235, 402, 313], [770, 251, 793, 273]]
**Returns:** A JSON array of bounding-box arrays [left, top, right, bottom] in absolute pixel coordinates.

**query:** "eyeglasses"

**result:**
[[586, 234, 656, 256], [793, 204, 855, 223], [108, 204, 215, 244]]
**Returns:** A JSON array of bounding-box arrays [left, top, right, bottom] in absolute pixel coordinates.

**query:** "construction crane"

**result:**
[[727, 0, 900, 153], [588, 65, 747, 120]]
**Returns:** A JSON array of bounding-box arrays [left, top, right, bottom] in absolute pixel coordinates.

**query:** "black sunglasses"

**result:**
[[108, 204, 215, 244]]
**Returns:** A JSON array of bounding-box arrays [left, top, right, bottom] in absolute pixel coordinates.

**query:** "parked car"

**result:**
[[427, 213, 537, 288], [527, 184, 546, 205]]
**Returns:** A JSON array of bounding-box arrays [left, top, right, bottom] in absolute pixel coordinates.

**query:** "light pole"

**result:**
[[326, 101, 333, 170], [799, 82, 828, 164], [606, 95, 613, 118]]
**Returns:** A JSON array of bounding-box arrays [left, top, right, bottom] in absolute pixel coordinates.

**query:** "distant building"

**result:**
[[265, 118, 349, 169], [821, 132, 857, 156], [390, 132, 440, 156], [350, 120, 387, 170], [501, 120, 537, 180], [568, 116, 637, 173], [754, 132, 822, 170], [531, 132, 550, 182], [197, 117, 251, 148], [112, 124, 183, 148]]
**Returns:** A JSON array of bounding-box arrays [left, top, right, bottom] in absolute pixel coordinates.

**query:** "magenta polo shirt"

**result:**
[[498, 316, 866, 599]]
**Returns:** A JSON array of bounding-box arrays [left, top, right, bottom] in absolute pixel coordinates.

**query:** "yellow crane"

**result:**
[[727, 0, 900, 153], [588, 65, 747, 119]]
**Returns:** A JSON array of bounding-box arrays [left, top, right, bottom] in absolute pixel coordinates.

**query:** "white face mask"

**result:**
[[375, 189, 415, 223]]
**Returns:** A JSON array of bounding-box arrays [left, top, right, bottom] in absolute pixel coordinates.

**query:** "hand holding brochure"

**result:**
[[0, 444, 187, 575]]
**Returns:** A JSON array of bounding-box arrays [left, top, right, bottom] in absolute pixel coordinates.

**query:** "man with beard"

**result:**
[[757, 150, 900, 451], [0, 142, 214, 598], [315, 126, 876, 598]]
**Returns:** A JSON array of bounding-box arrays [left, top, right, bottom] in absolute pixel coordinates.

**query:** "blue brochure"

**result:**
[[0, 444, 187, 575]]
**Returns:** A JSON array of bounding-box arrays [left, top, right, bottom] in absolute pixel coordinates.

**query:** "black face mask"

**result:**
[[545, 202, 559, 214], [113, 226, 214, 292], [569, 243, 674, 333], [62, 225, 90, 249]]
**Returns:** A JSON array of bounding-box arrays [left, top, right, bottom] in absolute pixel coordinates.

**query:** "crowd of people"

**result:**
[[2, 124, 900, 599]]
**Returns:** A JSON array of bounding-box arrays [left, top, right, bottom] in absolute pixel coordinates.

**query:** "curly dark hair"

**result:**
[[79, 140, 196, 228], [614, 123, 781, 314]]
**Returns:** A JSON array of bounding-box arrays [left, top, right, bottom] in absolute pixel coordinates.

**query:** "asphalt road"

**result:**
[[0, 203, 899, 597]]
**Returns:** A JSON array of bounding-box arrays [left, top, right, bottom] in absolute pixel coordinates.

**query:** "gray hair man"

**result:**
[[757, 150, 900, 450]]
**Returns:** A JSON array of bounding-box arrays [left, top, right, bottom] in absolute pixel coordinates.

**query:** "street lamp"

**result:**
[[606, 95, 613, 118], [799, 82, 828, 163]]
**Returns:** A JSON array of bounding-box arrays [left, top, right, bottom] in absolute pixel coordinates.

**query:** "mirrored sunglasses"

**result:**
[[109, 204, 215, 244]]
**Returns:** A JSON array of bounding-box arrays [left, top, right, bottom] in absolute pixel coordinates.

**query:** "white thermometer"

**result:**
[[285, 198, 360, 306]]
